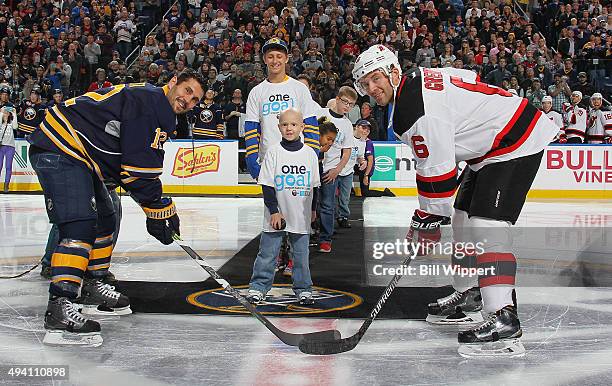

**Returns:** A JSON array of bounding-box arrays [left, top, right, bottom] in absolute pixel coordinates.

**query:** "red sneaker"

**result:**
[[318, 242, 332, 253]]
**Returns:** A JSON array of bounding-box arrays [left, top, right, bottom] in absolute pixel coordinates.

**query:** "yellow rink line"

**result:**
[[7, 182, 610, 199]]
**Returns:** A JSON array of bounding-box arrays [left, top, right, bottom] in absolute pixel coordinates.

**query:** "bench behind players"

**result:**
[[352, 45, 558, 357], [28, 70, 205, 347]]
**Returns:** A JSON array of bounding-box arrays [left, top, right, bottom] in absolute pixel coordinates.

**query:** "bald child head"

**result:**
[[278, 108, 304, 141]]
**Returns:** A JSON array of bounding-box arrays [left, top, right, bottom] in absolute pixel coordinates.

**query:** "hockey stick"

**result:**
[[173, 236, 341, 346], [299, 254, 413, 355]]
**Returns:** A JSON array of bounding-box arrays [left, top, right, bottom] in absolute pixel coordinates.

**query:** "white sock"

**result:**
[[481, 285, 514, 313]]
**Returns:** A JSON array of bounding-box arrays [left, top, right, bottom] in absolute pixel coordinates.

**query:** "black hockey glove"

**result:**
[[142, 197, 180, 245]]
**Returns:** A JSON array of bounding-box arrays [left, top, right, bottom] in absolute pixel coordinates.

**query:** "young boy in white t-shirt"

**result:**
[[317, 86, 358, 252], [247, 108, 321, 305]]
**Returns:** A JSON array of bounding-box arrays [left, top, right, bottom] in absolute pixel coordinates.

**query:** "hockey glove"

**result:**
[[406, 209, 446, 256], [142, 197, 180, 245], [245, 155, 261, 180]]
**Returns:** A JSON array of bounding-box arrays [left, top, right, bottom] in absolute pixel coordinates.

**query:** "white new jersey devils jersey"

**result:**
[[543, 110, 564, 141], [587, 108, 612, 144], [245, 76, 319, 159], [562, 104, 587, 142], [392, 68, 558, 217]]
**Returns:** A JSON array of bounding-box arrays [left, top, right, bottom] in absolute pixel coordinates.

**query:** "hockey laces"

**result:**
[[439, 291, 462, 306], [97, 281, 120, 300], [473, 313, 497, 332], [62, 298, 89, 323]]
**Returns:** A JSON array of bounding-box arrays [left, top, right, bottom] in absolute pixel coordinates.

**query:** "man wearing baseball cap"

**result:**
[[243, 37, 321, 179]]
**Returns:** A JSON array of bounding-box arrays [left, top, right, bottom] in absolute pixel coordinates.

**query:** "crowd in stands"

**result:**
[[0, 0, 610, 143]]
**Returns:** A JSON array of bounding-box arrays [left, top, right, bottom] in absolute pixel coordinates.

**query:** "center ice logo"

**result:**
[[262, 94, 295, 116]]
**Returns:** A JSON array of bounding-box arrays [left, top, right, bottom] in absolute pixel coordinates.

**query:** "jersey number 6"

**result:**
[[411, 135, 429, 158]]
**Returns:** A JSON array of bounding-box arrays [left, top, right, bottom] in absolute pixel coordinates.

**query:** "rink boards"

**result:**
[[5, 140, 611, 199]]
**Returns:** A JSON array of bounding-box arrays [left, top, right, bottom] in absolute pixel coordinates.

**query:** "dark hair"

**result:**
[[317, 116, 339, 136], [175, 68, 206, 90], [297, 74, 311, 86]]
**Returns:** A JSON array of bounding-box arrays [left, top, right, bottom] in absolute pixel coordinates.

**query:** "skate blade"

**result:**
[[426, 312, 484, 325], [78, 304, 132, 316], [43, 330, 103, 347], [458, 338, 525, 358]]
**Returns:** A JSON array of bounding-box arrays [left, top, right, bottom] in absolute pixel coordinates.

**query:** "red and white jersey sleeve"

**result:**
[[587, 108, 611, 144], [544, 110, 564, 141], [410, 115, 458, 217], [392, 68, 558, 216], [563, 105, 587, 142]]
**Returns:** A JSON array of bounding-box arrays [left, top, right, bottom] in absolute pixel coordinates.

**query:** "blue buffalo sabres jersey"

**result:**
[[28, 83, 176, 204], [187, 101, 224, 139]]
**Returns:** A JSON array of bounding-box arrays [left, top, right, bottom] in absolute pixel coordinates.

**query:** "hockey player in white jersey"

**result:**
[[562, 90, 588, 143], [244, 38, 320, 179], [541, 95, 565, 142], [353, 45, 558, 357], [587, 93, 612, 144]]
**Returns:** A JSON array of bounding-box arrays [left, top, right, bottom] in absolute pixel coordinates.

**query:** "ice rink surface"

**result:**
[[1, 195, 612, 386]]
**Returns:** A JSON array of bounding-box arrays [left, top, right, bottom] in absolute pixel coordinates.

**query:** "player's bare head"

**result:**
[[591, 93, 603, 109], [317, 116, 338, 153], [278, 108, 304, 141], [167, 69, 206, 114], [541, 96, 552, 112], [353, 45, 401, 106]]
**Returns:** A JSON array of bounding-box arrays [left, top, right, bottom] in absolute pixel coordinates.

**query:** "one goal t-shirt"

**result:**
[[258, 143, 321, 234]]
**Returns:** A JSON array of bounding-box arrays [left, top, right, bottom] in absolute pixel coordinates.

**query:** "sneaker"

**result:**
[[337, 217, 351, 228], [457, 305, 525, 358], [43, 297, 102, 347], [426, 287, 483, 325], [299, 291, 314, 305], [76, 278, 131, 316], [318, 242, 331, 253], [282, 259, 293, 277], [246, 289, 265, 305]]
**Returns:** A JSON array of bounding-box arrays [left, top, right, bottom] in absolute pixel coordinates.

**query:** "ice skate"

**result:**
[[75, 278, 131, 316], [426, 287, 483, 325], [458, 305, 525, 358], [43, 297, 103, 347], [246, 289, 265, 305]]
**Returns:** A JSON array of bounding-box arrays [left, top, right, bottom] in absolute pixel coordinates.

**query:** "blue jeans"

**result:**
[[336, 173, 353, 220], [249, 231, 312, 296], [319, 177, 338, 243]]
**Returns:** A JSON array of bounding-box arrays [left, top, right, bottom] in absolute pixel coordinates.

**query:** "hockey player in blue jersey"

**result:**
[[28, 69, 206, 347]]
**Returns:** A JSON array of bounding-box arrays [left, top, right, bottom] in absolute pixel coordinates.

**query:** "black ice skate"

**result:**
[[457, 305, 525, 358], [43, 297, 103, 347], [426, 287, 483, 325], [75, 278, 131, 316]]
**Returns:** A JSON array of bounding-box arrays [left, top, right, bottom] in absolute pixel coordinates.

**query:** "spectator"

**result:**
[[485, 57, 512, 87], [113, 10, 137, 61], [548, 73, 572, 112], [88, 68, 112, 92], [526, 78, 546, 109]]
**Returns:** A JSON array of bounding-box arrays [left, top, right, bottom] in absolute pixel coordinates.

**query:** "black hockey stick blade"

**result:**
[[173, 237, 341, 346], [299, 255, 412, 355]]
